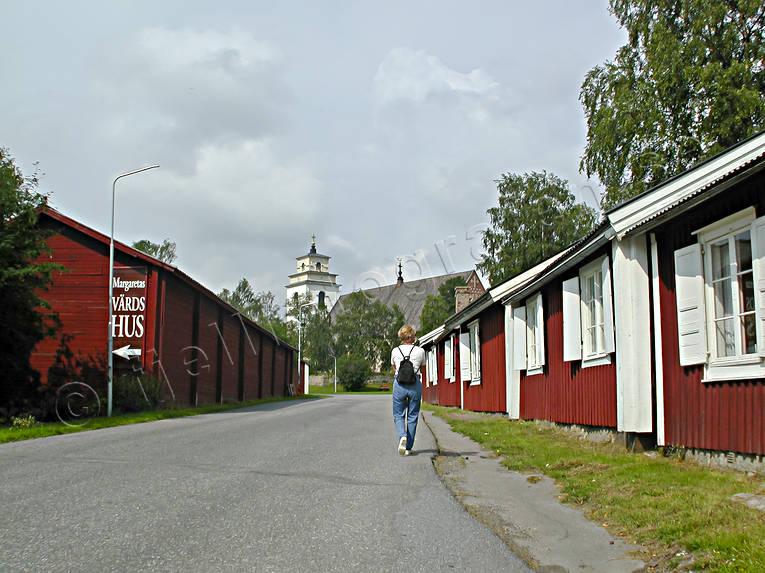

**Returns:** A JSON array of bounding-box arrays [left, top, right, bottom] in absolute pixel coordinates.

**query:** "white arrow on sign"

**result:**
[[113, 345, 142, 359]]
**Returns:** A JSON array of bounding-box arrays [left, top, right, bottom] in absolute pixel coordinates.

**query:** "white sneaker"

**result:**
[[404, 449, 411, 456], [398, 437, 407, 455]]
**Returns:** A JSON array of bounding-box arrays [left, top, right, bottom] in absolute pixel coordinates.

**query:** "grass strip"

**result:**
[[427, 404, 764, 572], [0, 395, 319, 444], [308, 383, 392, 394]]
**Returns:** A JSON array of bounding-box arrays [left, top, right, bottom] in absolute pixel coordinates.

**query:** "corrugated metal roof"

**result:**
[[607, 131, 765, 239]]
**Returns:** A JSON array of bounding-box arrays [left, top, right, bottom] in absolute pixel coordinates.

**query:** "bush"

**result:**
[[11, 414, 37, 428], [337, 355, 371, 391], [113, 373, 164, 413]]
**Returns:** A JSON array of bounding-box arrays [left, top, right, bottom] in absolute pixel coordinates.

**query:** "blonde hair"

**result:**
[[398, 325, 416, 342]]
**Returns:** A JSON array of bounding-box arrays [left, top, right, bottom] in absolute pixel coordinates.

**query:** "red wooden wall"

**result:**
[[655, 175, 765, 454], [463, 305, 506, 413], [520, 270, 617, 427], [31, 211, 296, 410]]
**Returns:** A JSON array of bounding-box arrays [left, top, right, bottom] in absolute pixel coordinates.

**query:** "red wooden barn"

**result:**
[[421, 131, 765, 463], [31, 208, 298, 408]]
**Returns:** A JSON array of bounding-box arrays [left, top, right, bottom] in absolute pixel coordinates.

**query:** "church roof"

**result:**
[[328, 269, 482, 332]]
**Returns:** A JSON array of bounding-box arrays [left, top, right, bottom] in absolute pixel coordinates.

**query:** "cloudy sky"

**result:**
[[2, 1, 625, 307]]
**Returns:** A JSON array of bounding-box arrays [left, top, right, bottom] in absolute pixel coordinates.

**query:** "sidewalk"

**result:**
[[421, 410, 647, 573]]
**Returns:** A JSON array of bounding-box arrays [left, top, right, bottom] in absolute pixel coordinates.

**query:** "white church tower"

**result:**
[[286, 235, 341, 309]]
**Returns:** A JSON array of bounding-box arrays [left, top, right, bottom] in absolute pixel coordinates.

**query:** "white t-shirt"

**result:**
[[391, 344, 426, 374]]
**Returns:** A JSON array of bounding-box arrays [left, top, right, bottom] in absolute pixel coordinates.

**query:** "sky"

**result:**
[[2, 1, 626, 309]]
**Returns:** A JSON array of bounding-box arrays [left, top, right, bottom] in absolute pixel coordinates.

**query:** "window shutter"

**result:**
[[535, 292, 545, 366], [601, 256, 615, 354], [562, 277, 582, 361], [512, 306, 527, 370], [444, 339, 449, 380], [674, 243, 707, 366], [459, 332, 472, 381], [752, 216, 765, 357]]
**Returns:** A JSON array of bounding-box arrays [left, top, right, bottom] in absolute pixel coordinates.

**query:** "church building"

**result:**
[[285, 235, 341, 309]]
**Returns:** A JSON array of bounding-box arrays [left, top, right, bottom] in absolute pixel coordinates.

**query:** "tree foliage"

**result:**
[[337, 355, 371, 391], [333, 291, 404, 370], [132, 238, 177, 264], [303, 305, 334, 372], [218, 278, 288, 343], [419, 276, 466, 334], [477, 171, 598, 285], [0, 148, 61, 412], [581, 0, 765, 209]]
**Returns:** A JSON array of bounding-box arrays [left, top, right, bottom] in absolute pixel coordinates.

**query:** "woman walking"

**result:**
[[390, 325, 426, 455]]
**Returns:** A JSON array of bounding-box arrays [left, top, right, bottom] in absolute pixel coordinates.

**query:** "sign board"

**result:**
[[112, 266, 147, 356]]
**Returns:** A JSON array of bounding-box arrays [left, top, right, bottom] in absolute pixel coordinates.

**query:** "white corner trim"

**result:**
[[650, 234, 665, 446]]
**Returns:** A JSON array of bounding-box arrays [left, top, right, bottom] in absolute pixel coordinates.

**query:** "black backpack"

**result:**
[[397, 347, 417, 385]]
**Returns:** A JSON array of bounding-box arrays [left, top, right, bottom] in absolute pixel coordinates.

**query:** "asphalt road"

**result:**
[[1, 395, 530, 572]]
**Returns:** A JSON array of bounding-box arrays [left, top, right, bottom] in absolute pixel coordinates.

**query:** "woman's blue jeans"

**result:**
[[392, 375, 422, 450]]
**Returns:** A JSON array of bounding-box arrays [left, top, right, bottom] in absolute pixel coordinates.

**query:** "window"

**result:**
[[444, 335, 455, 382], [674, 208, 765, 381], [316, 262, 321, 271], [511, 293, 545, 375], [459, 321, 481, 384], [561, 255, 615, 367], [581, 265, 605, 357]]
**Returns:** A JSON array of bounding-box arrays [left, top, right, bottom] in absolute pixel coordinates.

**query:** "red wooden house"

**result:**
[[421, 131, 765, 461], [31, 208, 298, 408]]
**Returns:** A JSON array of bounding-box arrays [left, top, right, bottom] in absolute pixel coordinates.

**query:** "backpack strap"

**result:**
[[398, 346, 412, 360]]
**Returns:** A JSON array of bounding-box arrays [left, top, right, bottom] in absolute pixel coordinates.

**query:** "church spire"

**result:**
[[310, 234, 317, 254], [396, 258, 404, 285]]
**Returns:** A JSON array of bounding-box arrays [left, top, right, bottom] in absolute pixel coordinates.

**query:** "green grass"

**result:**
[[0, 395, 319, 444], [308, 382, 392, 394], [427, 405, 765, 572]]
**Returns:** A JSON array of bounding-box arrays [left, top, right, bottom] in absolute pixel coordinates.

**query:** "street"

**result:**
[[1, 395, 530, 572]]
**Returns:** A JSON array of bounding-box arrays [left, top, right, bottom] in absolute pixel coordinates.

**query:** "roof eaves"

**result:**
[[607, 131, 765, 239]]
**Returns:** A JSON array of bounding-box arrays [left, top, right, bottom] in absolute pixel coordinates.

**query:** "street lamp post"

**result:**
[[108, 165, 159, 417]]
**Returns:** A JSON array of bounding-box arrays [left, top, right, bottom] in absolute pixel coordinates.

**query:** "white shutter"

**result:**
[[459, 332, 472, 381], [432, 349, 438, 385], [512, 306, 527, 370], [562, 277, 582, 361], [674, 243, 707, 366], [601, 256, 615, 354], [752, 216, 765, 357], [535, 292, 545, 366]]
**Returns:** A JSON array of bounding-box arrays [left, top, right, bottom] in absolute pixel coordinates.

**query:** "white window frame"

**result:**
[[691, 207, 765, 381], [431, 348, 438, 386], [525, 292, 544, 375], [468, 319, 481, 385], [444, 334, 456, 382], [578, 256, 614, 367]]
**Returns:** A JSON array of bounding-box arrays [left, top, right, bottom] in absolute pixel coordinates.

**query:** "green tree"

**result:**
[[0, 148, 61, 412], [132, 238, 177, 264], [218, 279, 289, 344], [477, 171, 598, 285], [218, 277, 261, 321], [333, 291, 404, 371], [337, 355, 371, 391], [419, 276, 467, 334], [303, 305, 334, 371], [580, 0, 765, 209]]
